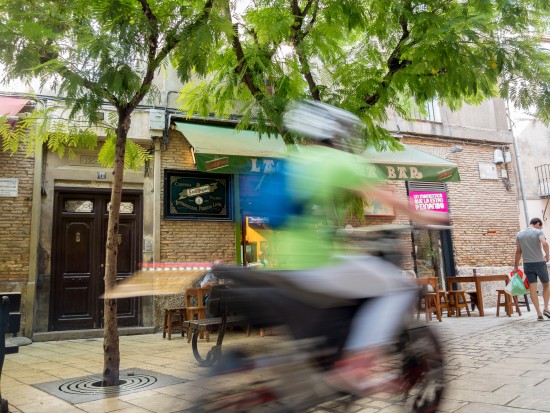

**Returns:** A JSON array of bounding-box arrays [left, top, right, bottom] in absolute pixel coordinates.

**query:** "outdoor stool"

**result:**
[[437, 291, 452, 316], [414, 277, 442, 322], [496, 289, 521, 317], [447, 290, 471, 317], [416, 291, 441, 322], [162, 308, 185, 340], [185, 288, 210, 343]]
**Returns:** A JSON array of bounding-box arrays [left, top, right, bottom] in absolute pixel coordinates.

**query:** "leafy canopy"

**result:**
[[0, 0, 222, 160], [179, 0, 550, 147]]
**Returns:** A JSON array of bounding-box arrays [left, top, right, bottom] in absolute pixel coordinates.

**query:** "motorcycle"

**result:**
[[190, 226, 446, 413]]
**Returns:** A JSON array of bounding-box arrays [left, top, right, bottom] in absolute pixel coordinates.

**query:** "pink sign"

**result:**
[[409, 191, 448, 213]]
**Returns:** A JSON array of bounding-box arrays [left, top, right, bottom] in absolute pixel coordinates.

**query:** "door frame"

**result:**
[[50, 187, 143, 330]]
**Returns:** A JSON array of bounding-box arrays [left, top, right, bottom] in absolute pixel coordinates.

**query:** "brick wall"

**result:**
[[0, 148, 35, 332], [155, 129, 237, 327], [0, 148, 34, 283], [403, 138, 519, 272]]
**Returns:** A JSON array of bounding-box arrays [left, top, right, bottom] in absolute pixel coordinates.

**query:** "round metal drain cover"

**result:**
[[59, 373, 158, 396]]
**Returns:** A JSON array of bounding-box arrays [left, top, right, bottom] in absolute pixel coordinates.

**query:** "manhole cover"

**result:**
[[33, 369, 188, 403]]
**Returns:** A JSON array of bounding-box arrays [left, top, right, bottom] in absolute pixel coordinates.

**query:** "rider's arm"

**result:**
[[362, 186, 450, 225]]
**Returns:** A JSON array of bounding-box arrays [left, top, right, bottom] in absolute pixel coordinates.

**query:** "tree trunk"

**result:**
[[102, 111, 131, 386]]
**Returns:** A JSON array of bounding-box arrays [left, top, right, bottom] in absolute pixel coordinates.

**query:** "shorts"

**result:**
[[523, 262, 549, 284]]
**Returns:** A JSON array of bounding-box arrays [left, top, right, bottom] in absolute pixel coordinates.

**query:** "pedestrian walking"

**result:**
[[513, 217, 550, 321]]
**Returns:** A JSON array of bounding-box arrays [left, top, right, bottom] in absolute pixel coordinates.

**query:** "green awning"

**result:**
[[361, 144, 460, 182], [175, 122, 286, 174]]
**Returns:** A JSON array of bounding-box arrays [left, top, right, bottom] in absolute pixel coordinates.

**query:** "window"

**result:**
[[413, 99, 441, 122]]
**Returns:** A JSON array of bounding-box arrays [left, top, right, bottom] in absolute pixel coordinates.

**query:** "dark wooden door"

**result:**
[[51, 190, 142, 331]]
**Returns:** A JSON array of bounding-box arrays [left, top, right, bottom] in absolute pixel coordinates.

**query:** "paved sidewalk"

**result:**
[[4, 307, 550, 412]]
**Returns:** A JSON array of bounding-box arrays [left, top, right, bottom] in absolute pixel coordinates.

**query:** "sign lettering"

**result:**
[[0, 178, 18, 197], [409, 190, 448, 213]]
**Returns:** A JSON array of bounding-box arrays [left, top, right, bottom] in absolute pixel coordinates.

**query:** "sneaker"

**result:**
[[326, 350, 402, 396], [544, 309, 550, 319], [538, 316, 544, 321]]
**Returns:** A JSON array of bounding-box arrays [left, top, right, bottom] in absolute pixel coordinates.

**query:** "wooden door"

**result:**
[[50, 190, 142, 331]]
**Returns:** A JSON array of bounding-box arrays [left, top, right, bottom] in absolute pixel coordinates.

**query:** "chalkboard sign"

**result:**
[[164, 170, 232, 221]]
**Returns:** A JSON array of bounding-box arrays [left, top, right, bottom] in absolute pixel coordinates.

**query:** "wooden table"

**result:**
[[445, 274, 508, 317]]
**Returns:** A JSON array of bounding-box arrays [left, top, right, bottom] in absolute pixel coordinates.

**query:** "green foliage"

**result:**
[[178, 0, 550, 143], [0, 108, 98, 158], [98, 131, 152, 171], [0, 0, 218, 167]]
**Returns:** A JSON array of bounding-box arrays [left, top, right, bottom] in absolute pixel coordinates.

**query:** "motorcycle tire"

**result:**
[[398, 322, 446, 413]]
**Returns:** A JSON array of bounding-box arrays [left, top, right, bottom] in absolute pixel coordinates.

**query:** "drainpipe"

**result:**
[[506, 99, 530, 227], [25, 98, 47, 338]]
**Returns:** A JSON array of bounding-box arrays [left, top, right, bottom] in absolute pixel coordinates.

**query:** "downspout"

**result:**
[[506, 99, 530, 227], [25, 98, 47, 338]]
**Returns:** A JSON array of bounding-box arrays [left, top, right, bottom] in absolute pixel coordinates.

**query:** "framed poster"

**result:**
[[164, 170, 233, 221], [364, 190, 395, 217]]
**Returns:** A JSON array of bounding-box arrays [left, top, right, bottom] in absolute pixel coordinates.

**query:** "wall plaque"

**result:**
[[0, 178, 18, 197], [478, 162, 499, 180], [164, 170, 232, 221]]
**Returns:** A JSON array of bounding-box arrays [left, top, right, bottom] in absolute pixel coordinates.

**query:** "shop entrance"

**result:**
[[407, 182, 456, 284], [50, 189, 142, 331]]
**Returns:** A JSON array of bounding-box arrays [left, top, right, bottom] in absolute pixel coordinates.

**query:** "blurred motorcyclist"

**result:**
[[275, 100, 448, 395]]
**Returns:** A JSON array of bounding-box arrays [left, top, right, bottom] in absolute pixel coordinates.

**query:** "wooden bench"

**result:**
[[183, 316, 247, 367]]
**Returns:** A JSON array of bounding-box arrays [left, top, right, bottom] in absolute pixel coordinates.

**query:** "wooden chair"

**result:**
[[447, 290, 471, 317], [415, 277, 442, 322], [185, 287, 210, 342], [496, 289, 522, 316], [437, 289, 452, 317], [162, 308, 185, 340]]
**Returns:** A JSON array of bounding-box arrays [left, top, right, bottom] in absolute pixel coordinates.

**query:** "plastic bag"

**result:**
[[510, 269, 529, 290], [505, 273, 529, 296]]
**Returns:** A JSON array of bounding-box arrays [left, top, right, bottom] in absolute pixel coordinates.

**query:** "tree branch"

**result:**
[[363, 14, 413, 108], [289, 0, 321, 100], [129, 0, 214, 110]]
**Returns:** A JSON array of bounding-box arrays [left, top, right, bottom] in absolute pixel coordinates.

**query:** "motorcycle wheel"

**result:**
[[398, 323, 445, 413]]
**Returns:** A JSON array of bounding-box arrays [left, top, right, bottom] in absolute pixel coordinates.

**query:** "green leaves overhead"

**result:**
[[178, 0, 549, 144], [0, 0, 220, 167]]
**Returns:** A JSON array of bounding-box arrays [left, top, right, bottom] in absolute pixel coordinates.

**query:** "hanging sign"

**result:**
[[164, 170, 232, 221]]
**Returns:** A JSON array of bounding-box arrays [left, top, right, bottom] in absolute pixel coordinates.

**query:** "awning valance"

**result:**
[[174, 122, 286, 174], [0, 97, 29, 117], [361, 144, 460, 182], [175, 121, 459, 182]]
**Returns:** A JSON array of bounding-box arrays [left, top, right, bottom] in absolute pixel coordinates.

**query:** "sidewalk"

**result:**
[[4, 307, 550, 412]]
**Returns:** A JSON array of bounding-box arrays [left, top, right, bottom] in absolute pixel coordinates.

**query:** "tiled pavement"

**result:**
[[4, 307, 550, 412]]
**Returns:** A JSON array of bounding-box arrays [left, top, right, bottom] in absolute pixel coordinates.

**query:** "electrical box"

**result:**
[[149, 109, 165, 131], [504, 151, 512, 163], [493, 148, 504, 164]]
